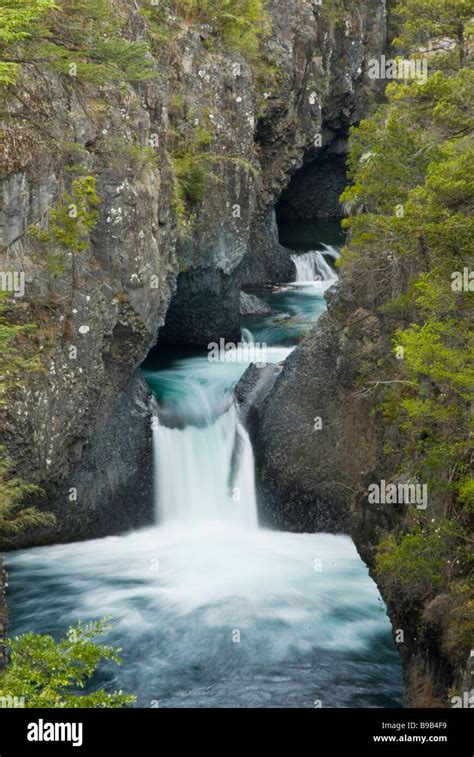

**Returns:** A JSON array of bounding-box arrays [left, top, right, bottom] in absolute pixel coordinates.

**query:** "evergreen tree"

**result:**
[[340, 0, 474, 669], [0, 0, 55, 85], [395, 0, 474, 67], [0, 0, 155, 89]]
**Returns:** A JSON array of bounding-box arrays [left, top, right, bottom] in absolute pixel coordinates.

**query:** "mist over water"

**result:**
[[7, 526, 402, 707], [6, 225, 403, 708]]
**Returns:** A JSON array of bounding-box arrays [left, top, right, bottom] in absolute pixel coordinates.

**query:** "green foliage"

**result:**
[[171, 123, 212, 202], [174, 156, 208, 204], [170, 120, 212, 235], [341, 68, 474, 500], [0, 618, 135, 707], [0, 297, 39, 405], [30, 175, 99, 275], [0, 296, 53, 539], [442, 582, 474, 666], [341, 0, 474, 662], [141, 0, 271, 64], [0, 0, 155, 89], [0, 451, 54, 538], [375, 518, 471, 593], [0, 0, 55, 45], [0, 0, 55, 85], [459, 477, 474, 511], [394, 0, 474, 67], [376, 517, 473, 664]]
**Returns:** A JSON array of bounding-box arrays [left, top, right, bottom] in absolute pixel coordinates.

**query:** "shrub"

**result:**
[[0, 618, 135, 708], [375, 519, 471, 594]]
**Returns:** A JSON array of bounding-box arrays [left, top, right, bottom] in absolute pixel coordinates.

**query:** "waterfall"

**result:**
[[152, 396, 258, 529], [320, 243, 340, 261], [7, 228, 403, 708], [241, 327, 254, 344], [291, 247, 339, 283]]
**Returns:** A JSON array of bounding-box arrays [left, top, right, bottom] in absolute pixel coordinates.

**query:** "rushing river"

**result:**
[[6, 226, 404, 708]]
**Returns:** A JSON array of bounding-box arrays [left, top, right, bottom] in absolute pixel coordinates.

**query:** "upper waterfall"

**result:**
[[291, 245, 339, 284]]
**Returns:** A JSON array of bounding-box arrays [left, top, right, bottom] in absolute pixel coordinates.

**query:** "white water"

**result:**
[[241, 327, 254, 344], [291, 245, 339, 286], [7, 236, 403, 708], [153, 402, 258, 529], [8, 524, 402, 707], [321, 243, 341, 261]]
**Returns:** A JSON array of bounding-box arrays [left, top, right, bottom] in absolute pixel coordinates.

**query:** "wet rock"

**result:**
[[239, 291, 275, 316]]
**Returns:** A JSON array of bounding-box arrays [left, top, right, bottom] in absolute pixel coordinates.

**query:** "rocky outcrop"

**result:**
[[26, 374, 155, 548], [235, 362, 281, 424], [242, 0, 387, 284], [239, 291, 274, 316], [1, 26, 177, 547], [166, 0, 388, 314], [237, 295, 376, 533]]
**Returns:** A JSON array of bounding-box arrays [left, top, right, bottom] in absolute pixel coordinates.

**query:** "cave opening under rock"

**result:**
[[275, 148, 348, 250]]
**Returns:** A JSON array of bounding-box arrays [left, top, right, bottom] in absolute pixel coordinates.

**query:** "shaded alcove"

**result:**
[[242, 144, 349, 287], [276, 151, 348, 225]]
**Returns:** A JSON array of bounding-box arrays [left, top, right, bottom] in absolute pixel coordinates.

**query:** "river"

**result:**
[[6, 224, 403, 708]]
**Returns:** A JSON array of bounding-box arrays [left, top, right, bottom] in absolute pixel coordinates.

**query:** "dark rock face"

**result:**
[[237, 306, 372, 534], [160, 268, 242, 346], [235, 362, 281, 424], [59, 373, 154, 543], [6, 374, 153, 549], [243, 208, 296, 285], [1, 373, 153, 552], [276, 151, 348, 221]]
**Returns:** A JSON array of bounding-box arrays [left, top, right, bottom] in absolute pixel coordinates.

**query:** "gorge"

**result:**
[[6, 241, 403, 707], [0, 0, 472, 712]]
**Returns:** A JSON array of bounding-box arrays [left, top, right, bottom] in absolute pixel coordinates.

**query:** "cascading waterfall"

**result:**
[[320, 243, 341, 261], [152, 398, 258, 529], [6, 231, 403, 709], [241, 327, 254, 344], [291, 244, 339, 284]]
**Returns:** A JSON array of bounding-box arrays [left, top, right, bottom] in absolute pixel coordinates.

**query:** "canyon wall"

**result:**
[[0, 0, 386, 548]]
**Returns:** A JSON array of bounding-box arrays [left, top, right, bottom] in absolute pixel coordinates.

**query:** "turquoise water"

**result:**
[[7, 528, 403, 707], [241, 284, 329, 345], [5, 227, 404, 708]]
